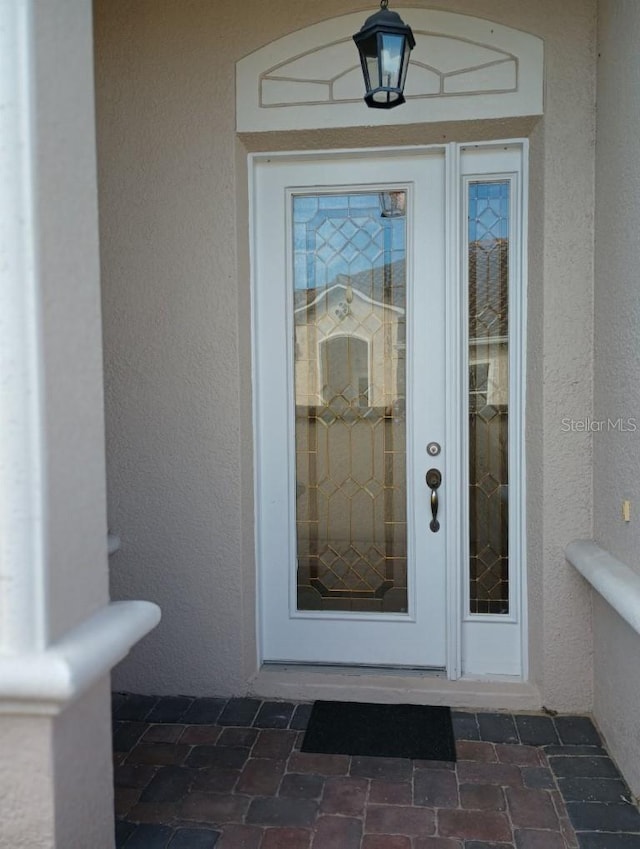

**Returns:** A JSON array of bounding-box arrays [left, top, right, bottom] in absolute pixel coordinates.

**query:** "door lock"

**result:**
[[426, 442, 441, 456]]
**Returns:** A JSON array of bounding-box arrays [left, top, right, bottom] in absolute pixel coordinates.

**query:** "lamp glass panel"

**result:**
[[399, 40, 412, 89], [366, 53, 380, 89], [372, 89, 395, 104], [379, 33, 404, 88]]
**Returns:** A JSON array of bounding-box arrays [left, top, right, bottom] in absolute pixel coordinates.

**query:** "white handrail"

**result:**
[[566, 540, 640, 636], [107, 532, 121, 555], [0, 601, 161, 715]]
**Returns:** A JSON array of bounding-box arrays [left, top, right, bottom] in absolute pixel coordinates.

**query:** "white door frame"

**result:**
[[455, 142, 528, 679], [249, 140, 528, 681]]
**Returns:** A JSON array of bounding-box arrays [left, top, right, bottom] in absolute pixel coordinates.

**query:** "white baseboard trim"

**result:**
[[566, 539, 640, 636], [0, 601, 161, 716]]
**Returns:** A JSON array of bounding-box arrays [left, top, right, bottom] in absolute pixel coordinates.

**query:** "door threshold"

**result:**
[[250, 664, 541, 711], [261, 661, 447, 677]]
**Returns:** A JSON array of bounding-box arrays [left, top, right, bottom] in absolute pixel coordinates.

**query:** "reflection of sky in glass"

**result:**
[[380, 33, 403, 83], [293, 193, 405, 290], [469, 181, 509, 243]]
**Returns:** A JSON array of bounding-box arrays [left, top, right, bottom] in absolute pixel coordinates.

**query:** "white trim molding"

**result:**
[[566, 540, 640, 636], [236, 9, 544, 132], [0, 601, 161, 716], [458, 142, 528, 679]]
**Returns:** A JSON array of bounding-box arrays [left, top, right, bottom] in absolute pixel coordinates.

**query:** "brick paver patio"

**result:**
[[113, 695, 640, 848]]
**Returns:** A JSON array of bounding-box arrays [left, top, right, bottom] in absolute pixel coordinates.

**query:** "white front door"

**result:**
[[252, 150, 448, 668]]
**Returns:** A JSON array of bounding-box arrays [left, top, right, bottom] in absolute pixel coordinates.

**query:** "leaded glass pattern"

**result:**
[[293, 192, 408, 613], [468, 181, 510, 615]]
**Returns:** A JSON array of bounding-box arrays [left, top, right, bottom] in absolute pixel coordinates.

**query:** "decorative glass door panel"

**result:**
[[468, 181, 510, 615], [253, 151, 447, 668], [293, 192, 408, 614]]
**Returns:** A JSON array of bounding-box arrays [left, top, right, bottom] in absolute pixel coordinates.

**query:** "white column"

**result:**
[[0, 0, 46, 654], [0, 1, 159, 845]]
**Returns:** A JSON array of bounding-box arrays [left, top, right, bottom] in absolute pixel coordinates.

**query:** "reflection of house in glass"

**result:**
[[292, 191, 409, 614], [293, 274, 405, 411]]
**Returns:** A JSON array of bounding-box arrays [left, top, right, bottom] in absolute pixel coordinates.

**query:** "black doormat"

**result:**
[[301, 701, 456, 761]]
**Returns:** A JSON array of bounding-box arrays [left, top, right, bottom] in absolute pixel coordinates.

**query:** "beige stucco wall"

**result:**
[[53, 678, 115, 849], [0, 715, 55, 849], [592, 0, 640, 797], [0, 679, 114, 849], [592, 597, 640, 797], [95, 0, 596, 709]]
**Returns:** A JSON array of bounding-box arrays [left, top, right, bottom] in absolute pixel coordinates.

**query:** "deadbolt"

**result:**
[[426, 442, 441, 456]]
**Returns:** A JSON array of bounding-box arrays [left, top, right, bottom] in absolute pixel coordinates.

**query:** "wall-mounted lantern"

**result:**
[[353, 0, 415, 109]]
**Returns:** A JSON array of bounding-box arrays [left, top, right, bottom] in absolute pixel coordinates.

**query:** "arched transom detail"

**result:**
[[236, 9, 543, 132]]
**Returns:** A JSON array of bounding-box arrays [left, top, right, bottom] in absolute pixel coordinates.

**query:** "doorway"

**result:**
[[251, 144, 526, 678]]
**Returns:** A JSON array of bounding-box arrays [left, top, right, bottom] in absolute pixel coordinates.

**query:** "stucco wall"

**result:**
[[593, 0, 640, 797], [0, 715, 55, 849], [95, 0, 596, 708], [0, 679, 114, 849], [53, 678, 115, 848], [537, 1, 596, 710], [592, 596, 640, 797]]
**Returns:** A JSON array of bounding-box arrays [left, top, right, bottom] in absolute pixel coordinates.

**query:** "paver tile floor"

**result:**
[[113, 695, 640, 849]]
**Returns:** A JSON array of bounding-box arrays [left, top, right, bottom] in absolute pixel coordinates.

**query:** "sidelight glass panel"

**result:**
[[468, 181, 510, 615], [293, 191, 407, 613]]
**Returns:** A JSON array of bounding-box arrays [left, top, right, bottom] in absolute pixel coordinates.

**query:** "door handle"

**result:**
[[425, 468, 442, 532]]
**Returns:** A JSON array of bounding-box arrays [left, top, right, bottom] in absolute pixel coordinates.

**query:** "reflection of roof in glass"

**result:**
[[293, 260, 407, 313], [469, 237, 508, 339], [292, 236, 509, 340]]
